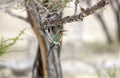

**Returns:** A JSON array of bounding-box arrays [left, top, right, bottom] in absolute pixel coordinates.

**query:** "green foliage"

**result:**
[[106, 66, 117, 78], [0, 29, 25, 56], [62, 0, 68, 3], [40, 0, 69, 11], [95, 66, 117, 78], [95, 68, 102, 78]]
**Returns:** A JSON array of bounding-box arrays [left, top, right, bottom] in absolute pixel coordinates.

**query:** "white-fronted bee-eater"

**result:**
[[47, 29, 67, 56]]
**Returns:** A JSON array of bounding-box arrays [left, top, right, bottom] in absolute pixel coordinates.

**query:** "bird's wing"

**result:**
[[53, 34, 62, 42]]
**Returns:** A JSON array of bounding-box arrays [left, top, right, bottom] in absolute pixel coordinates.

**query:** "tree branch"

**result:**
[[0, 0, 13, 5], [42, 0, 109, 29], [5, 9, 28, 22], [62, 0, 109, 23]]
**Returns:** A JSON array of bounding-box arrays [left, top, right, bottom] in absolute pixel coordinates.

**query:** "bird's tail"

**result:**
[[47, 43, 55, 57], [47, 49, 51, 57]]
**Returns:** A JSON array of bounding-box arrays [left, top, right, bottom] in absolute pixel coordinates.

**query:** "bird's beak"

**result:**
[[60, 30, 67, 32]]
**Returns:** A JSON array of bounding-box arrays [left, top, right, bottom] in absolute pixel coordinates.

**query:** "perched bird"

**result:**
[[47, 29, 67, 56]]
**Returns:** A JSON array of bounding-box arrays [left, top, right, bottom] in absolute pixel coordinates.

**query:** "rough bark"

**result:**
[[25, 0, 63, 78], [26, 2, 48, 78]]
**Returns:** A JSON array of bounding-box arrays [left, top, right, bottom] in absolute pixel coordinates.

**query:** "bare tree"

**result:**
[[95, 14, 112, 44], [110, 0, 120, 42]]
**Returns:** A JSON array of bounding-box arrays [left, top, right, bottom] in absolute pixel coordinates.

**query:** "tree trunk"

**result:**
[[95, 14, 112, 44], [25, 0, 63, 78], [110, 0, 120, 42]]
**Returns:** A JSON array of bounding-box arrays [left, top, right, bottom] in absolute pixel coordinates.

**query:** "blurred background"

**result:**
[[61, 0, 120, 78], [0, 0, 120, 78]]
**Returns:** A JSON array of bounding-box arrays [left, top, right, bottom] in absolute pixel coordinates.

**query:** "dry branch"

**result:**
[[42, 0, 109, 29]]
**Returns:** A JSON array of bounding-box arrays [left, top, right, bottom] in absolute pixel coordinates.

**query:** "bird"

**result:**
[[47, 29, 67, 56]]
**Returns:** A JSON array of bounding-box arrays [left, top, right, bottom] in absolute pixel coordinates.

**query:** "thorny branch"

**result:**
[[42, 0, 109, 29]]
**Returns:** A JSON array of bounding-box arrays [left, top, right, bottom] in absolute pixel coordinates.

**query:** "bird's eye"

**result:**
[[48, 28, 50, 32]]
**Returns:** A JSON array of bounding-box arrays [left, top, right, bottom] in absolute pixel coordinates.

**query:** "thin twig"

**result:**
[[0, 0, 14, 5], [74, 0, 80, 15], [5, 9, 28, 22]]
